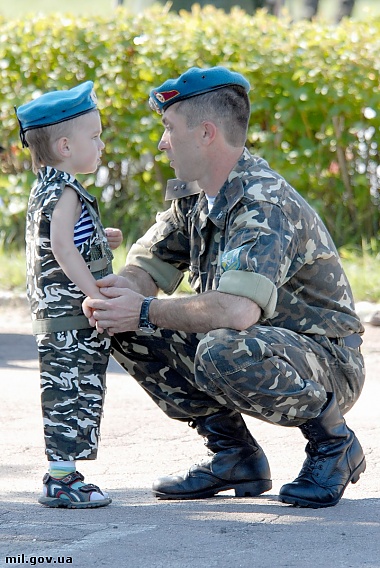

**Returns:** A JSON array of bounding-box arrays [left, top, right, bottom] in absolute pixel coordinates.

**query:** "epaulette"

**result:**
[[165, 179, 201, 201]]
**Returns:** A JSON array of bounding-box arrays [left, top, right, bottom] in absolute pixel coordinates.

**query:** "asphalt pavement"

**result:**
[[0, 297, 379, 568]]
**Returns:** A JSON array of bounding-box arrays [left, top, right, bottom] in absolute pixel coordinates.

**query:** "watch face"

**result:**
[[139, 325, 156, 335]]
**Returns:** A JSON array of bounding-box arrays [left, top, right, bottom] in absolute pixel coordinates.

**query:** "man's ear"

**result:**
[[55, 137, 71, 158], [201, 121, 217, 145]]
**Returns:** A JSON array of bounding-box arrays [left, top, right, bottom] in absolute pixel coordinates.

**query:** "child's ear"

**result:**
[[55, 137, 71, 158]]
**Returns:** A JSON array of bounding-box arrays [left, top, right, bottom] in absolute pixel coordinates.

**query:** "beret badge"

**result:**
[[155, 90, 180, 103]]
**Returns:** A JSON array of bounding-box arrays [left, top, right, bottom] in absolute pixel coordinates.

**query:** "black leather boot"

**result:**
[[279, 393, 366, 508], [152, 409, 272, 499]]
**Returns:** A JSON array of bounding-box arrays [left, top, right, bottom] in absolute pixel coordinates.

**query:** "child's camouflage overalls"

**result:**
[[112, 149, 365, 427], [26, 167, 113, 461]]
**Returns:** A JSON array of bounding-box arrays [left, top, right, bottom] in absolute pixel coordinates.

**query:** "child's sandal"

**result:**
[[38, 471, 112, 508]]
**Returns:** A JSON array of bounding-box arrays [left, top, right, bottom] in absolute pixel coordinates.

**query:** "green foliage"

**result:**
[[0, 6, 379, 249], [0, 246, 27, 291], [341, 241, 380, 303]]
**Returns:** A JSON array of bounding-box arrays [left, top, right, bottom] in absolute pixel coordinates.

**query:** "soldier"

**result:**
[[84, 66, 366, 508], [16, 81, 123, 508]]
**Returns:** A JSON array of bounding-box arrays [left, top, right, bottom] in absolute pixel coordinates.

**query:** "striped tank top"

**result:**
[[74, 201, 94, 246]]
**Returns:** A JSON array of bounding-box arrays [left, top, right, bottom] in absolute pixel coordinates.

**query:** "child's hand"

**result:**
[[82, 297, 98, 329], [105, 228, 123, 250]]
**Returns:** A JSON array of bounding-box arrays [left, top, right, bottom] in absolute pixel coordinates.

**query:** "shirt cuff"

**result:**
[[126, 243, 184, 295], [218, 270, 277, 319]]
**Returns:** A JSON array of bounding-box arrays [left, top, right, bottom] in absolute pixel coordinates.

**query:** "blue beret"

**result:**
[[15, 81, 97, 147], [149, 66, 250, 114]]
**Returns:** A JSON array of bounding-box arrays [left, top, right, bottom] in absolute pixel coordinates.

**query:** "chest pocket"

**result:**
[[80, 198, 114, 280], [88, 238, 114, 280]]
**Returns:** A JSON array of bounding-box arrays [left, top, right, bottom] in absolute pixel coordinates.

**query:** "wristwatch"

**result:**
[[139, 296, 158, 334]]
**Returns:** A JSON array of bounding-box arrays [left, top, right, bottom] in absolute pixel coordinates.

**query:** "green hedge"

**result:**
[[1, 6, 379, 249]]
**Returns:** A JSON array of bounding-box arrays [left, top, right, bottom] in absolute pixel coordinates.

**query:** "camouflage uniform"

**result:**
[[26, 167, 113, 461], [112, 149, 365, 427]]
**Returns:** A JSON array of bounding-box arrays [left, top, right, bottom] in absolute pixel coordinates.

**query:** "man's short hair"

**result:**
[[174, 85, 250, 147]]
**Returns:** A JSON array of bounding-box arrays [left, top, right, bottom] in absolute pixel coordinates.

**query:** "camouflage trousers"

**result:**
[[36, 328, 111, 461], [111, 325, 365, 427]]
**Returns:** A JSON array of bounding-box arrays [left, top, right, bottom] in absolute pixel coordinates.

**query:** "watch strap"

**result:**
[[139, 296, 158, 333]]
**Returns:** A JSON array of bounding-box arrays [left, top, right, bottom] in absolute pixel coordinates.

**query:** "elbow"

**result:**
[[233, 314, 257, 332], [228, 298, 261, 331]]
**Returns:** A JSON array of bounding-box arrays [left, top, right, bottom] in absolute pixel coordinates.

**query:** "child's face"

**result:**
[[64, 110, 105, 175]]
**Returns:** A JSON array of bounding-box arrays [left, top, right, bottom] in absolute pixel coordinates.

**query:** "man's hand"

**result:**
[[82, 274, 125, 331], [83, 286, 145, 335], [82, 268, 158, 334], [95, 273, 129, 291]]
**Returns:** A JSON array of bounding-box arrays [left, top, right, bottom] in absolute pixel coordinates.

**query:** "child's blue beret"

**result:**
[[149, 66, 250, 114], [15, 81, 97, 147]]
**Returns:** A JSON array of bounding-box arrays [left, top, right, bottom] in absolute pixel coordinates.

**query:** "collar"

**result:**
[[164, 148, 260, 227], [38, 166, 96, 203], [207, 148, 255, 227], [165, 179, 201, 200]]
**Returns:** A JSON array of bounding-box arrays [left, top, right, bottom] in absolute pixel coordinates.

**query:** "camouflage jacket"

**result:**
[[127, 148, 363, 338], [26, 167, 113, 334]]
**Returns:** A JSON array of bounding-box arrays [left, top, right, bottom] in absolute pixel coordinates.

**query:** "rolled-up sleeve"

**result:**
[[218, 270, 277, 319], [126, 243, 184, 295], [125, 201, 195, 294]]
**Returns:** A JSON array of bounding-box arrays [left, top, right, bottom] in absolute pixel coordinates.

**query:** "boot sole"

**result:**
[[153, 479, 272, 500], [279, 457, 366, 509], [38, 496, 112, 508]]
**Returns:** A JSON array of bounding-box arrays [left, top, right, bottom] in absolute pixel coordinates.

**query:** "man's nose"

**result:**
[[158, 134, 169, 151]]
